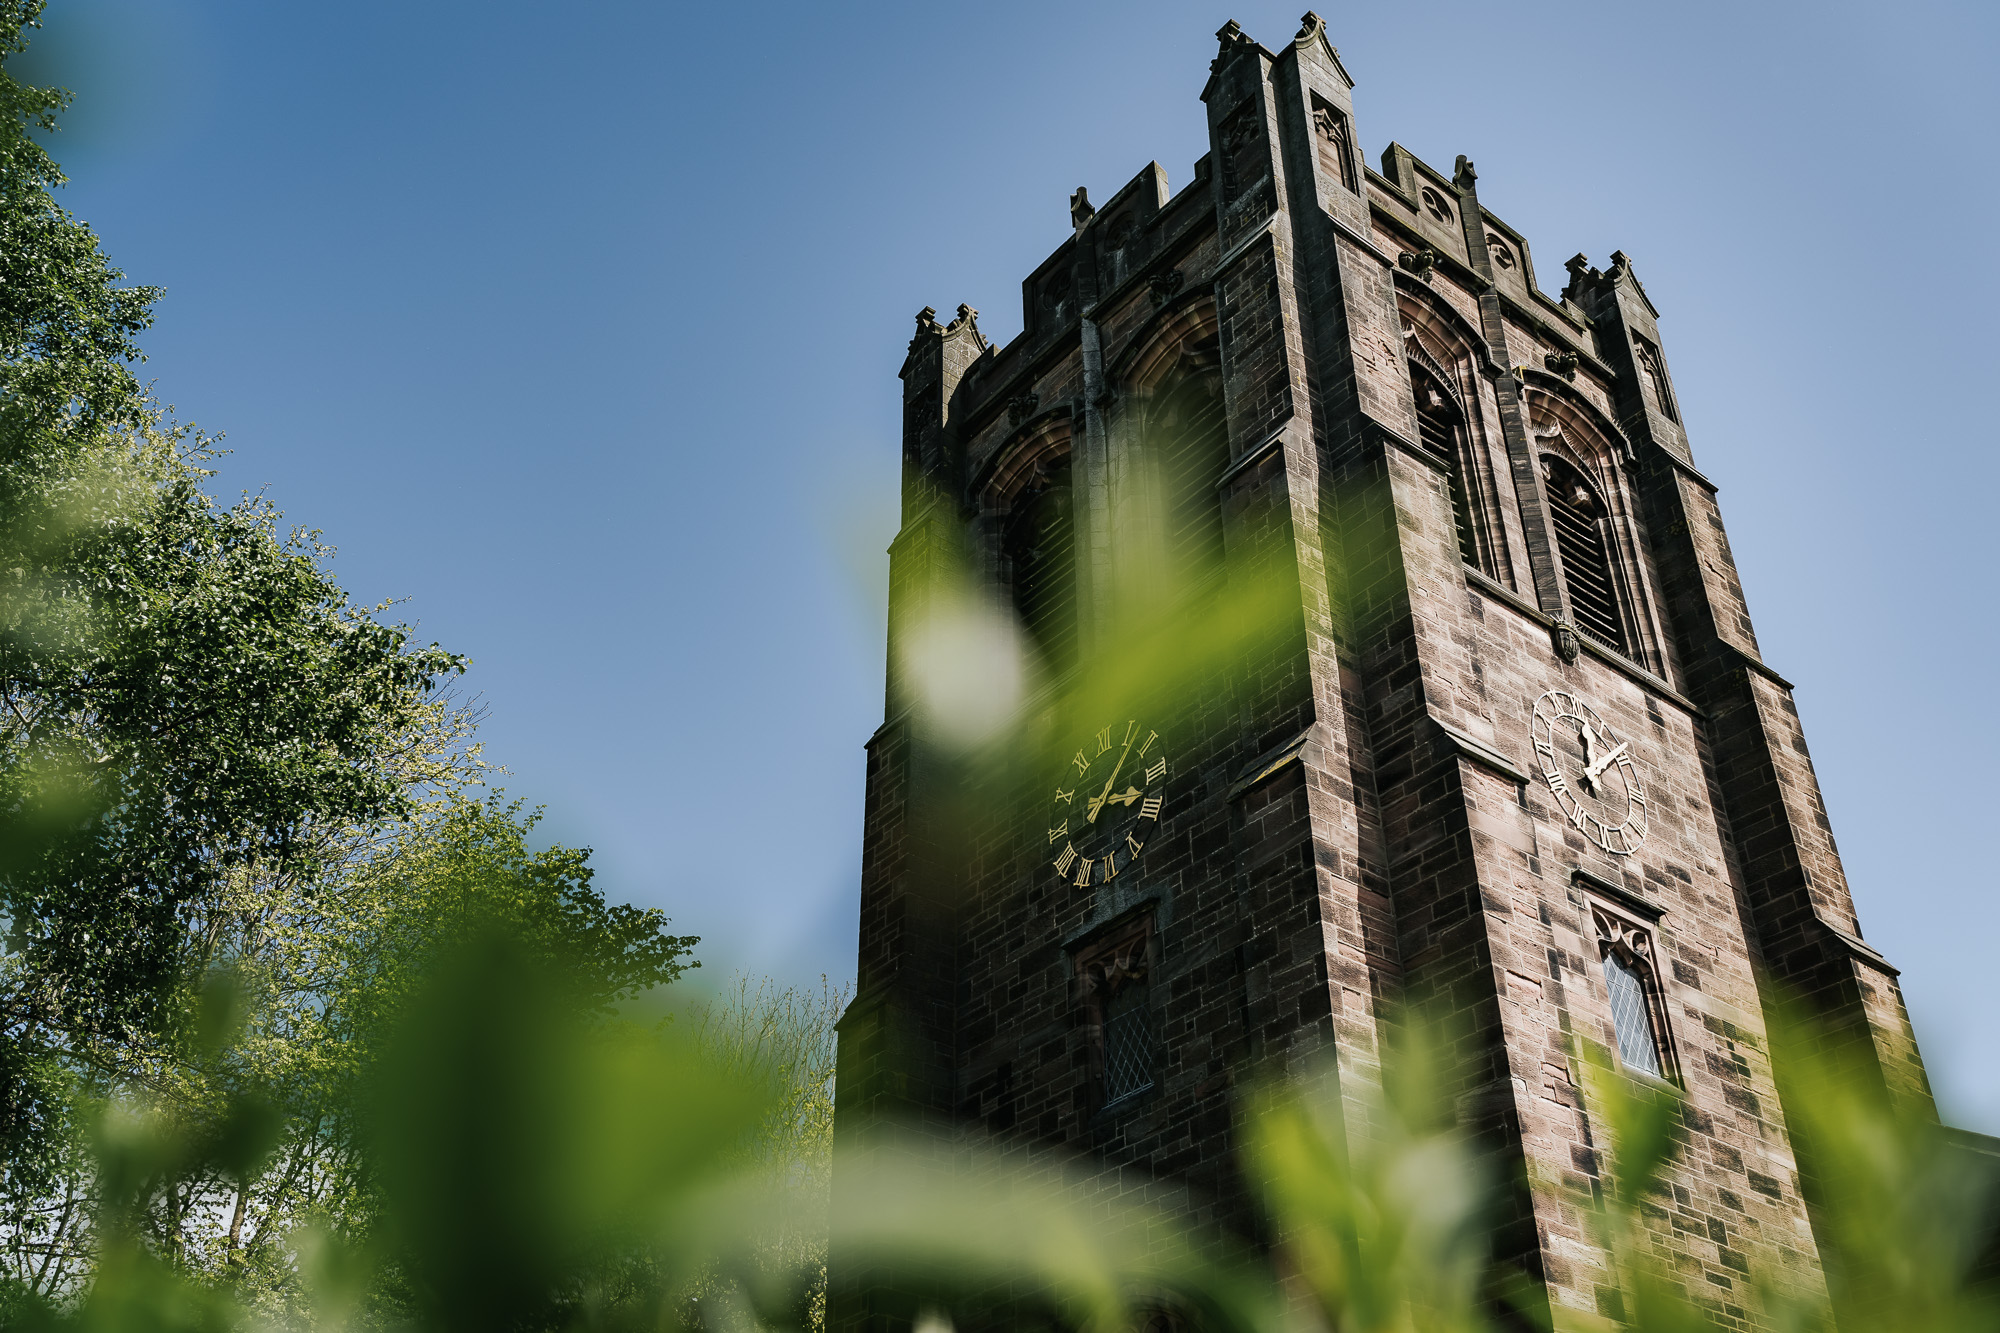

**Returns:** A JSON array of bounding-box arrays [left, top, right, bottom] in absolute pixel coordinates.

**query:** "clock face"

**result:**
[[1047, 720, 1166, 888], [1530, 689, 1648, 856]]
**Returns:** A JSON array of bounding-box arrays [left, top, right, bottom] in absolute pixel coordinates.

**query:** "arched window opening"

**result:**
[[1540, 453, 1625, 653], [1149, 358, 1228, 586], [1602, 950, 1663, 1078], [1592, 904, 1673, 1081], [1410, 363, 1481, 569], [1075, 915, 1155, 1110], [1004, 457, 1077, 672]]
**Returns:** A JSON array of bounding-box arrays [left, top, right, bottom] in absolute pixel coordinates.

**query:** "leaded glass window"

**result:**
[[1602, 946, 1663, 1078], [1101, 983, 1155, 1105]]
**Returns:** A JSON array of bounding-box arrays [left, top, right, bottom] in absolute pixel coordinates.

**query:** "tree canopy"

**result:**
[[0, 2, 700, 1310]]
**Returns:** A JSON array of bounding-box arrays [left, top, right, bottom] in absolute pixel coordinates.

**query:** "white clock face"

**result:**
[[1530, 689, 1648, 856]]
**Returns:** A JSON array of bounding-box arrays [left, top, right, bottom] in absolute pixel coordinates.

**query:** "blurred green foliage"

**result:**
[[8, 931, 1995, 1333]]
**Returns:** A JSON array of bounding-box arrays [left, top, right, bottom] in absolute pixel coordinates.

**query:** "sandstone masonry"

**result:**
[[831, 17, 1934, 1331]]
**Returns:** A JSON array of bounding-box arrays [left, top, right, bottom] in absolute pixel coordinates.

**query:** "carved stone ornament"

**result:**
[[1593, 905, 1653, 967], [1220, 102, 1266, 202], [1544, 351, 1579, 381], [1552, 618, 1580, 664], [1080, 939, 1149, 1001], [1295, 10, 1326, 40], [907, 305, 939, 353], [1148, 268, 1186, 308], [1453, 154, 1478, 189], [1214, 18, 1256, 62], [1398, 248, 1438, 281], [1486, 232, 1515, 270], [1311, 99, 1358, 193], [1007, 391, 1040, 426], [1071, 186, 1096, 233], [1561, 253, 1595, 304], [1419, 186, 1454, 223]]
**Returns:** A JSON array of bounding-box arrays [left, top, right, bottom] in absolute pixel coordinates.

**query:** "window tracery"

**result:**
[[1590, 900, 1677, 1082], [1074, 914, 1156, 1109]]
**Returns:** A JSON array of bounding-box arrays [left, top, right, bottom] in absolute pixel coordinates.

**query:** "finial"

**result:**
[[1296, 11, 1325, 39], [1070, 186, 1095, 232], [1560, 254, 1596, 303], [914, 306, 938, 331], [1453, 155, 1477, 188], [1214, 19, 1255, 57], [953, 303, 978, 327]]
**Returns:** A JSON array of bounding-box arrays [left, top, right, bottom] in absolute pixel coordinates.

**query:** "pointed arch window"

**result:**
[[1591, 902, 1677, 1082], [1005, 457, 1077, 672], [1409, 362, 1483, 571], [1075, 912, 1156, 1109], [1149, 351, 1228, 587], [1540, 454, 1625, 654]]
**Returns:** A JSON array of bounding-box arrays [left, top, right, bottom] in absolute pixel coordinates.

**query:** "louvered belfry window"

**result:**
[[1005, 457, 1077, 672], [1152, 362, 1228, 586], [1410, 364, 1481, 568], [1541, 454, 1626, 653]]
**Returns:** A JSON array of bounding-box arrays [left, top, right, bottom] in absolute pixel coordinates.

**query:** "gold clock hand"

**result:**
[[1087, 728, 1140, 823], [1099, 786, 1144, 808]]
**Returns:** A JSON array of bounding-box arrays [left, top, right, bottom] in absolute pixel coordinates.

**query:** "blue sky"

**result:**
[[23, 0, 1999, 1126]]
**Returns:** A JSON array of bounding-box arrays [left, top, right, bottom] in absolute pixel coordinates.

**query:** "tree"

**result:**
[[691, 975, 847, 1329], [0, 0, 465, 1151], [2, 793, 701, 1313], [0, 1, 693, 1304]]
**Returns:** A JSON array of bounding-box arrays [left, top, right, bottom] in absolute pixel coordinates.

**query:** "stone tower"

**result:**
[[832, 15, 1932, 1328]]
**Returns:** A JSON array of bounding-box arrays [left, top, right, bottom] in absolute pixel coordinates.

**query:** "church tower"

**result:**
[[833, 16, 1932, 1328]]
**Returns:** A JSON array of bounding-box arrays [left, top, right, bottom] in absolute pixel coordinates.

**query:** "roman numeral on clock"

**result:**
[[1053, 842, 1077, 875], [1073, 856, 1094, 887], [1072, 750, 1091, 776], [1138, 730, 1159, 757], [1096, 726, 1112, 754], [1048, 820, 1068, 843], [1140, 795, 1163, 820], [1145, 758, 1166, 784]]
